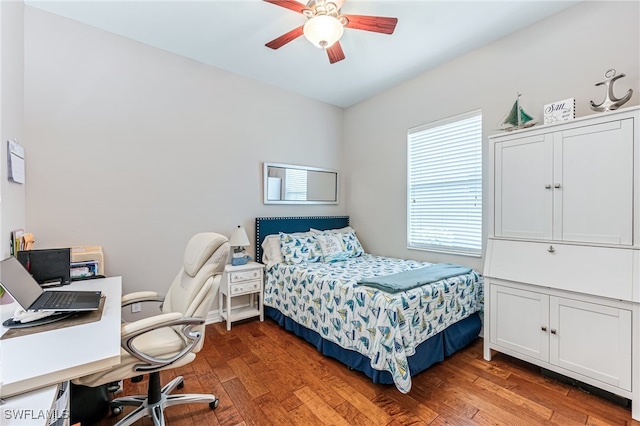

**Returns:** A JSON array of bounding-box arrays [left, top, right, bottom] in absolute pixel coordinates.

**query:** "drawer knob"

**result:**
[[541, 326, 547, 332], [550, 329, 557, 335], [554, 183, 561, 189], [547, 245, 555, 253], [545, 184, 552, 189]]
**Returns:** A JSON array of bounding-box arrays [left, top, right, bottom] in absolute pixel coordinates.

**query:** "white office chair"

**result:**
[[73, 232, 229, 426]]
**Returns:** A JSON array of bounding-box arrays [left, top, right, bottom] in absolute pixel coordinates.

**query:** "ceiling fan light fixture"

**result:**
[[303, 15, 344, 49]]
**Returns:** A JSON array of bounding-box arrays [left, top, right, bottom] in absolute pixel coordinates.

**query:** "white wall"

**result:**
[[0, 1, 26, 260], [23, 7, 344, 298], [343, 1, 640, 272], [23, 2, 640, 293]]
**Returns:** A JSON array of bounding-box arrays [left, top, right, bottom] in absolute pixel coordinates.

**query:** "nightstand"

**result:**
[[219, 262, 264, 330]]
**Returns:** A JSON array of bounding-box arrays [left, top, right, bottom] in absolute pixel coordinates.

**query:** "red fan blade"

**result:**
[[326, 42, 345, 64], [263, 0, 309, 14], [341, 14, 398, 34], [266, 25, 305, 49]]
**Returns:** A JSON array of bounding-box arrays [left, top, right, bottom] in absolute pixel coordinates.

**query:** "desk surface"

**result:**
[[0, 277, 122, 398]]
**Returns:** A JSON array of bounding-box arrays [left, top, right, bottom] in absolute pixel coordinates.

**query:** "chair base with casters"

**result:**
[[110, 372, 219, 426]]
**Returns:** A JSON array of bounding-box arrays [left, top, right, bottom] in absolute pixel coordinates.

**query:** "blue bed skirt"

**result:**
[[265, 306, 481, 385]]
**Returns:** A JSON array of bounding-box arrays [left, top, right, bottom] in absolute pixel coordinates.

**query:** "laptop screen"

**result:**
[[0, 256, 44, 310]]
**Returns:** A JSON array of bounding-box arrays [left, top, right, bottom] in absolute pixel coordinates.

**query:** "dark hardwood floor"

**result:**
[[92, 318, 640, 425]]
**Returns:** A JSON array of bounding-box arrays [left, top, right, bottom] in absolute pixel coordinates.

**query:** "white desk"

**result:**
[[0, 277, 122, 399], [1, 383, 69, 426]]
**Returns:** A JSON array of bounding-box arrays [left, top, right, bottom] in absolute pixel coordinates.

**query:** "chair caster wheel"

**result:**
[[209, 399, 219, 409], [106, 381, 121, 393], [111, 405, 123, 416], [177, 379, 184, 389]]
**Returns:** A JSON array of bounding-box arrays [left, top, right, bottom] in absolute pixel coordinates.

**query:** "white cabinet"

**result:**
[[494, 116, 634, 245], [485, 106, 640, 420], [490, 282, 632, 392]]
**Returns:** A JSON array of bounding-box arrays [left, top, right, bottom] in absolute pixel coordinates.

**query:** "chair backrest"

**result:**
[[162, 232, 229, 351]]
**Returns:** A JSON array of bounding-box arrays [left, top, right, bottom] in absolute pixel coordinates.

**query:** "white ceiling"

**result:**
[[25, 0, 581, 108]]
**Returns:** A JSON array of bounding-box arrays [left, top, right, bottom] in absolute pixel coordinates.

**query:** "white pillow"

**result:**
[[310, 226, 355, 235], [261, 235, 284, 267]]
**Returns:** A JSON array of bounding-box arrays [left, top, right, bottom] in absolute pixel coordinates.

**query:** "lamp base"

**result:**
[[231, 257, 248, 266]]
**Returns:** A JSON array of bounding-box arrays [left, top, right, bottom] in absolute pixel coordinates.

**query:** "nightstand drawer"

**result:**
[[229, 280, 261, 295], [229, 269, 261, 283]]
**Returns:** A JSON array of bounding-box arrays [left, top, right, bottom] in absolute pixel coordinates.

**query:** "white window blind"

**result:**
[[407, 110, 482, 256], [284, 168, 307, 201]]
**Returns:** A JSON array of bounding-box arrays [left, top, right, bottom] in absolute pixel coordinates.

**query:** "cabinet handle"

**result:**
[[550, 329, 557, 335], [554, 183, 561, 189], [541, 326, 547, 332], [547, 245, 555, 253], [545, 184, 552, 189]]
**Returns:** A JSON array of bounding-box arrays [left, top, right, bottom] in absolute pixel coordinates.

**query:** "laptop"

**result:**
[[17, 248, 71, 287], [0, 256, 101, 312]]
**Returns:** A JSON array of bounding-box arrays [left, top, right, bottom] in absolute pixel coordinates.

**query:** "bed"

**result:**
[[255, 216, 483, 393]]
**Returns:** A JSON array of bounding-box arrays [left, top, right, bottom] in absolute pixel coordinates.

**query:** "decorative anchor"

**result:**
[[590, 69, 633, 112]]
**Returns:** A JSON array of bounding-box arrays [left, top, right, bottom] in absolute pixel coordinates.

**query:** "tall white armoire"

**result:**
[[484, 105, 640, 420]]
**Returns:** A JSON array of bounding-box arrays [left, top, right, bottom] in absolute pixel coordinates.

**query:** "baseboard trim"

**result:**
[[540, 368, 630, 407], [206, 310, 221, 325]]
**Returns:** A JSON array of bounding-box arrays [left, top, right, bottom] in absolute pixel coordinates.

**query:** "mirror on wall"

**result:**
[[263, 162, 338, 204]]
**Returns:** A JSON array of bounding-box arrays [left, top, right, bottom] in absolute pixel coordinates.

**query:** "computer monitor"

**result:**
[[16, 248, 71, 287]]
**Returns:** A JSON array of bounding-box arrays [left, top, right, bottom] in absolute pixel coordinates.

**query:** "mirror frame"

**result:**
[[263, 162, 339, 205]]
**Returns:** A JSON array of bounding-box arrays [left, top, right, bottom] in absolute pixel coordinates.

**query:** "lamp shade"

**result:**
[[229, 226, 250, 248], [303, 15, 344, 49]]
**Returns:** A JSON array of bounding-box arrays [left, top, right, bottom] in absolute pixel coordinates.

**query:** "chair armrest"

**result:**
[[121, 312, 183, 336], [121, 291, 164, 308], [120, 313, 206, 373]]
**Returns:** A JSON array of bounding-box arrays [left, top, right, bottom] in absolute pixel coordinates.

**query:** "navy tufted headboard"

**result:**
[[255, 216, 349, 262]]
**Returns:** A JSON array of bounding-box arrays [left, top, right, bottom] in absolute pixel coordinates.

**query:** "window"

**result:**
[[407, 110, 482, 256]]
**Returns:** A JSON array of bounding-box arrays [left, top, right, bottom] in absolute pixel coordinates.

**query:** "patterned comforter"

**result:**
[[263, 254, 483, 393]]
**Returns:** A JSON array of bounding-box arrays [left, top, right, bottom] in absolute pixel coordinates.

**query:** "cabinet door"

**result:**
[[554, 119, 634, 245], [494, 134, 553, 239], [549, 296, 631, 391], [490, 284, 549, 362]]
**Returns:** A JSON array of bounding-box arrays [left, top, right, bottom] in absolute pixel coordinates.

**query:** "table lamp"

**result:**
[[229, 225, 251, 265]]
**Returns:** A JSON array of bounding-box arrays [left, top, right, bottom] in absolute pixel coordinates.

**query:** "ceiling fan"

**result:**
[[264, 0, 398, 64]]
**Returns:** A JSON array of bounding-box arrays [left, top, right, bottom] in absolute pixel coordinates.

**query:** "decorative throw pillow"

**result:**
[[279, 232, 323, 264], [338, 230, 365, 257], [316, 233, 350, 263], [309, 228, 364, 257]]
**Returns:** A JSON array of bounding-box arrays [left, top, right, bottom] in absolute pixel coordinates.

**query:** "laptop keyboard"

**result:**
[[45, 291, 75, 309]]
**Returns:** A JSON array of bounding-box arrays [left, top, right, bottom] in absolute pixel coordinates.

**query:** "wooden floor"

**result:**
[[93, 318, 640, 426]]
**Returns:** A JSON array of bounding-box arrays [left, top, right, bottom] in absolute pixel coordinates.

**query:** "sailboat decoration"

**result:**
[[499, 93, 537, 131]]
